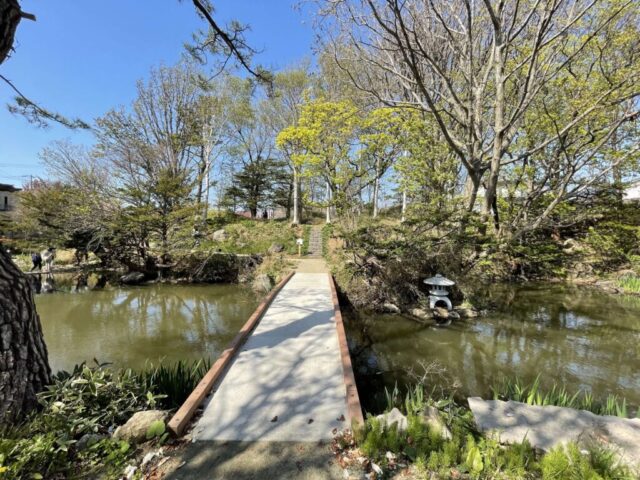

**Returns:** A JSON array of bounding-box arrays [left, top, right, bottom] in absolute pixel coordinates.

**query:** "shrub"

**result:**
[[39, 362, 160, 437], [0, 360, 206, 479]]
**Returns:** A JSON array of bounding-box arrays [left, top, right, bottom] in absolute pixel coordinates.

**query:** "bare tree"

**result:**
[[319, 0, 640, 234]]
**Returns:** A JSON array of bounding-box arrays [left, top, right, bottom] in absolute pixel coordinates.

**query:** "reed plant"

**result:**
[[140, 358, 212, 409], [491, 376, 633, 418], [617, 274, 640, 293]]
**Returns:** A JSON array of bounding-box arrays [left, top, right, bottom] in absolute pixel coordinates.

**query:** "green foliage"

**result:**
[[145, 420, 166, 440], [202, 218, 304, 255], [616, 274, 640, 294], [358, 385, 635, 479], [492, 376, 632, 418], [360, 395, 539, 478], [540, 443, 634, 480], [583, 222, 640, 271], [0, 431, 71, 479], [140, 358, 212, 409], [39, 362, 161, 438], [0, 359, 212, 479], [321, 223, 334, 257]]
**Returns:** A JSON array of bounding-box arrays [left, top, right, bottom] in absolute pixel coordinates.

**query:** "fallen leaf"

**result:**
[[271, 415, 278, 422], [337, 414, 346, 422]]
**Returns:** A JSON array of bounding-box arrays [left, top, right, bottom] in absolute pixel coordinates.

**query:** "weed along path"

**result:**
[[165, 264, 362, 479]]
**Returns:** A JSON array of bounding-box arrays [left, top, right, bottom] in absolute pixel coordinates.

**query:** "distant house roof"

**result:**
[[0, 183, 20, 192]]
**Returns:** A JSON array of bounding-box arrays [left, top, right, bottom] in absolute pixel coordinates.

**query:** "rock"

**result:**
[[376, 407, 408, 432], [455, 307, 479, 318], [141, 448, 164, 467], [77, 433, 106, 451], [382, 303, 401, 314], [268, 243, 284, 254], [41, 279, 55, 293], [594, 280, 621, 294], [124, 465, 137, 480], [113, 410, 168, 444], [120, 272, 145, 285], [212, 229, 228, 242], [468, 398, 640, 470], [409, 308, 433, 323], [421, 406, 452, 440], [252, 273, 273, 293], [433, 307, 449, 318]]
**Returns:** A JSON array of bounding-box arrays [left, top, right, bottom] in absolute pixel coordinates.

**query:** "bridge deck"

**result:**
[[190, 272, 352, 441]]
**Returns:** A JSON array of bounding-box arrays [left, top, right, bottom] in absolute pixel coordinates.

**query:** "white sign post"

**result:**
[[296, 238, 304, 257]]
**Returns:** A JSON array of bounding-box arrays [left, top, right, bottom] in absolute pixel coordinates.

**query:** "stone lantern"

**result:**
[[424, 274, 455, 311]]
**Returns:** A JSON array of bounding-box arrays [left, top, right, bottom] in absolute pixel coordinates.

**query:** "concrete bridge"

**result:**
[[167, 261, 363, 446]]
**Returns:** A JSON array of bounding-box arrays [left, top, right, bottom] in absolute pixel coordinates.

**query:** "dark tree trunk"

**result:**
[[0, 0, 21, 66], [0, 243, 51, 423]]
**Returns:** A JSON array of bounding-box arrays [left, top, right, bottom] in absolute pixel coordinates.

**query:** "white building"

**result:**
[[0, 183, 20, 217], [623, 180, 640, 202]]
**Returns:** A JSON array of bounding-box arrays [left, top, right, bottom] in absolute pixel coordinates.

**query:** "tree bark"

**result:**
[[401, 189, 407, 223], [372, 157, 380, 218], [292, 167, 300, 225], [325, 181, 331, 224], [0, 243, 51, 423], [0, 0, 22, 66]]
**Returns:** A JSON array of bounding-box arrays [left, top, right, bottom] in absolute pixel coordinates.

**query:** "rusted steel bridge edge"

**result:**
[[167, 271, 295, 437], [328, 274, 365, 427]]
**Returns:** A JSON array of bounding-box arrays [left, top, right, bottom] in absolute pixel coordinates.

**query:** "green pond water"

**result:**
[[345, 283, 640, 413], [35, 279, 260, 373], [34, 276, 640, 414]]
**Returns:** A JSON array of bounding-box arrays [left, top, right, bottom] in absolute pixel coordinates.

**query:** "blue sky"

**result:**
[[0, 0, 315, 185]]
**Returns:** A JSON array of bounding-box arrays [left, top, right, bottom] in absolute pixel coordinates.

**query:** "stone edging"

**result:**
[[328, 273, 365, 427], [167, 271, 295, 436]]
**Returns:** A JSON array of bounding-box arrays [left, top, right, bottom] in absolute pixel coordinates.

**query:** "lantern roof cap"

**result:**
[[423, 274, 455, 286]]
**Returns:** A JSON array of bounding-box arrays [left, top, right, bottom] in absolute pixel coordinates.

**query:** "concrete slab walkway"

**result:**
[[191, 272, 348, 442], [469, 398, 640, 470]]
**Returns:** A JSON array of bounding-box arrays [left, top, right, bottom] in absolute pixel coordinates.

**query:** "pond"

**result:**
[[35, 277, 260, 373], [345, 283, 640, 414]]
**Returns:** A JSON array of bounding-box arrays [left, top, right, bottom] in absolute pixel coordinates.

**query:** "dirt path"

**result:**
[[293, 258, 329, 273], [158, 440, 343, 480]]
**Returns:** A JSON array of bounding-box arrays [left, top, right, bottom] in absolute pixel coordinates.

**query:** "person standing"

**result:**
[[31, 252, 42, 271], [41, 247, 55, 273]]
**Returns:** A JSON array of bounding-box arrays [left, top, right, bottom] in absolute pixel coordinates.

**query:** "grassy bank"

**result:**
[[320, 207, 640, 313], [339, 384, 637, 479], [199, 216, 309, 256], [0, 360, 210, 479]]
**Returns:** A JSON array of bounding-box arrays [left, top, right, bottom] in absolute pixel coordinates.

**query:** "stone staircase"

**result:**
[[307, 226, 323, 257]]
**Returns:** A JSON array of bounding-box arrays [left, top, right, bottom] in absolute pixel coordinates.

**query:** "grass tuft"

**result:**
[[491, 376, 633, 418]]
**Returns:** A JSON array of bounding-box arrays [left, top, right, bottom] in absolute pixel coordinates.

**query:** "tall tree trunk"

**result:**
[[292, 167, 300, 225], [484, 40, 506, 234], [195, 146, 206, 223], [325, 181, 331, 224], [372, 157, 380, 218], [401, 189, 407, 222], [0, 243, 51, 423], [202, 165, 210, 224]]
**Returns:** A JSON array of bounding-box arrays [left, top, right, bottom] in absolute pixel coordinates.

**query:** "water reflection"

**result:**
[[36, 283, 260, 373], [346, 283, 640, 413]]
